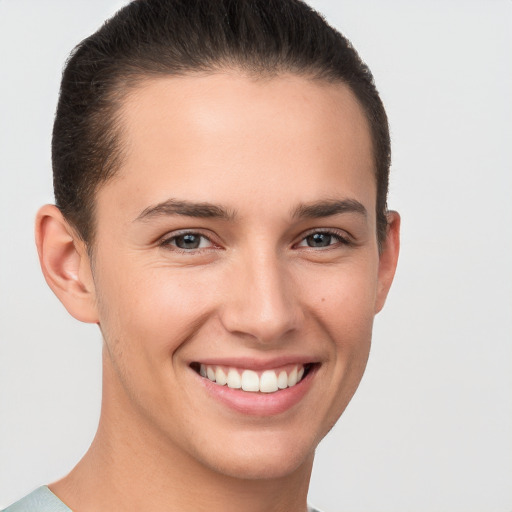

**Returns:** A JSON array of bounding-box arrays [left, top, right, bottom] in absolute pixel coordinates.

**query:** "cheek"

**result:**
[[94, 258, 214, 363], [306, 259, 377, 396], [306, 259, 379, 331], [94, 262, 214, 417], [309, 268, 377, 425]]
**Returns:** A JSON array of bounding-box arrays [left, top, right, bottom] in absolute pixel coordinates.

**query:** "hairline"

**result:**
[[65, 66, 386, 253]]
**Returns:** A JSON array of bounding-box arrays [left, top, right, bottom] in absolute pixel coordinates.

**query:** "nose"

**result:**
[[218, 249, 303, 345]]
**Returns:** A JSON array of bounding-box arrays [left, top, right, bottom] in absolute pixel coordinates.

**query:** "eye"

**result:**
[[161, 232, 214, 251], [296, 230, 350, 249]]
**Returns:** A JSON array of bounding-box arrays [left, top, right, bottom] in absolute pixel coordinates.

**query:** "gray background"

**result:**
[[1, 1, 511, 511]]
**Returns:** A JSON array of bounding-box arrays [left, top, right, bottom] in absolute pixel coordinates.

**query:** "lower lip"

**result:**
[[196, 367, 317, 416]]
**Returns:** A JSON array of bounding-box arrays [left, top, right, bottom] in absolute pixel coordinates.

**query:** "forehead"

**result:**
[[99, 72, 375, 220]]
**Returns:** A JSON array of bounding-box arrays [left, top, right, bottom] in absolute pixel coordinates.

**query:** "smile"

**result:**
[[191, 363, 313, 393]]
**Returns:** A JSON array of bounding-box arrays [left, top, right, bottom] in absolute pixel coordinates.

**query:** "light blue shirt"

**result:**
[[2, 486, 322, 512], [2, 487, 70, 512]]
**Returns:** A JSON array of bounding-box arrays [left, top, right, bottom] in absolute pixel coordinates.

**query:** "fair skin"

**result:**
[[36, 72, 399, 512]]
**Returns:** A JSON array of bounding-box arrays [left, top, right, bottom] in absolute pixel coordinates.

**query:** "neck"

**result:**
[[50, 355, 314, 512]]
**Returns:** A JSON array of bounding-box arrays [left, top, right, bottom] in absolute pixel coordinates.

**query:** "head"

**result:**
[[52, 0, 391, 248], [36, 0, 399, 484]]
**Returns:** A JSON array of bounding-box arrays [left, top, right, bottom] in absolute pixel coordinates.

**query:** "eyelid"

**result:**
[[294, 227, 353, 248], [156, 227, 353, 252], [158, 229, 221, 251]]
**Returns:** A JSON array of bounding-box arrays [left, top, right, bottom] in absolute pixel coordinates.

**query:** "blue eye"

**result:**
[[297, 231, 350, 248], [162, 233, 213, 250], [305, 233, 333, 247]]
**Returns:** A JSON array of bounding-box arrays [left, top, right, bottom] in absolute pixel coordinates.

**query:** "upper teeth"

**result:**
[[199, 364, 306, 393]]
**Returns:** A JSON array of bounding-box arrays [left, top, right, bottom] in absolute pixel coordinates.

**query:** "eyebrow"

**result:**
[[134, 197, 367, 223], [135, 198, 236, 222], [292, 199, 367, 219]]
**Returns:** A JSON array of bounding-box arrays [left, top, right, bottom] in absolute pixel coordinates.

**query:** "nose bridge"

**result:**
[[220, 245, 301, 344]]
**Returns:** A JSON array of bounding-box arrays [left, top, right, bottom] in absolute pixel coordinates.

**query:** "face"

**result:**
[[87, 72, 397, 480]]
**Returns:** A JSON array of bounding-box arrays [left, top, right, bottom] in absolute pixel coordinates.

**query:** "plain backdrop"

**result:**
[[1, 1, 511, 511]]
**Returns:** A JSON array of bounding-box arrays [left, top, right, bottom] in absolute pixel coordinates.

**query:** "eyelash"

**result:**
[[159, 228, 352, 254], [159, 231, 217, 253], [295, 229, 352, 249]]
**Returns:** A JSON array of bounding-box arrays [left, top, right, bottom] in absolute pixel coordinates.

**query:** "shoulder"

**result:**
[[2, 487, 71, 512], [4, 488, 320, 512]]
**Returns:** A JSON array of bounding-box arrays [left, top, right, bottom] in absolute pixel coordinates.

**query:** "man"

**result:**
[[3, 1, 399, 511]]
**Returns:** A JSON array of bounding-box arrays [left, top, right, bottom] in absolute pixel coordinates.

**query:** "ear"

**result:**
[[375, 211, 400, 313], [35, 204, 99, 323]]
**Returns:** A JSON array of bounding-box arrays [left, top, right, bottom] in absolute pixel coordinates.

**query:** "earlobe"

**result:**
[[35, 204, 99, 323], [375, 211, 401, 313]]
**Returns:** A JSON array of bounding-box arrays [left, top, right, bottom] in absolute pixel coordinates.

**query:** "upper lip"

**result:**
[[189, 355, 320, 371]]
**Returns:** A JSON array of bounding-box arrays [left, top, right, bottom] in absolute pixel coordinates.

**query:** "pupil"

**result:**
[[176, 234, 200, 249], [308, 233, 331, 247]]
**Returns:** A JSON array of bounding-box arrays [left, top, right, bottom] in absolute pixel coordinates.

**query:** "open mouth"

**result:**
[[190, 362, 315, 393]]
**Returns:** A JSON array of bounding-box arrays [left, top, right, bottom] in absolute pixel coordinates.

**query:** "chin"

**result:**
[[190, 428, 318, 481], [210, 451, 314, 481]]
